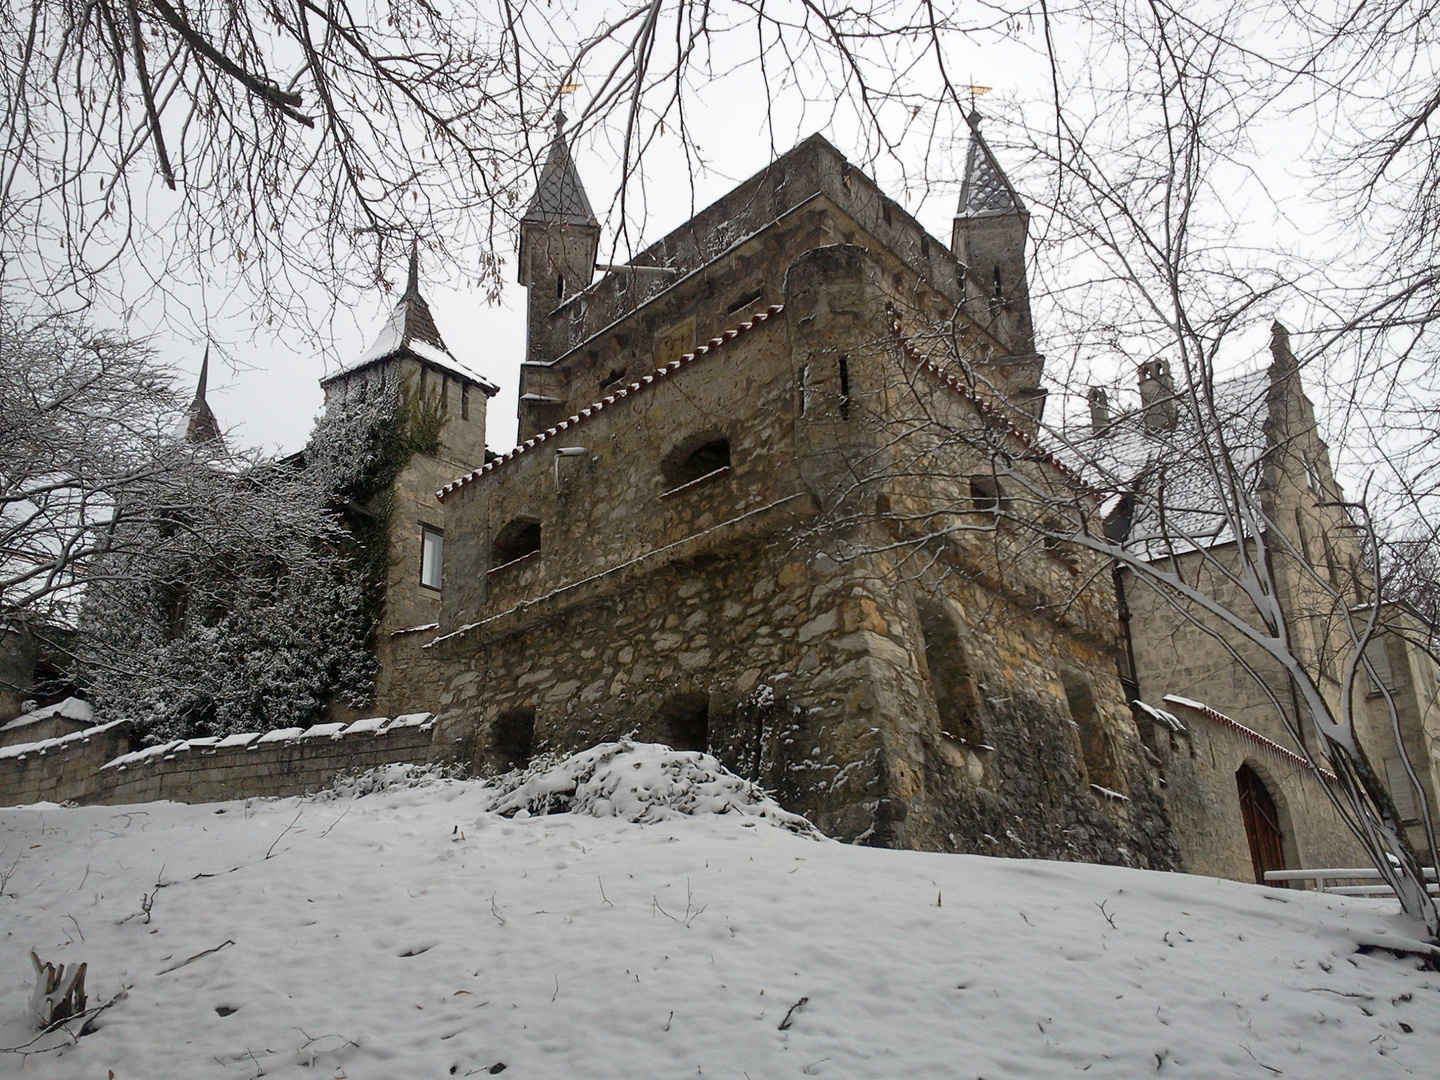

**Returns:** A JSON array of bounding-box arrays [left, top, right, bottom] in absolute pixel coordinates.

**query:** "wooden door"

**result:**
[[1237, 764, 1287, 884]]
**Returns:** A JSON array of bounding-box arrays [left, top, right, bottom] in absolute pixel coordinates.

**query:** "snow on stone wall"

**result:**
[[0, 714, 436, 807]]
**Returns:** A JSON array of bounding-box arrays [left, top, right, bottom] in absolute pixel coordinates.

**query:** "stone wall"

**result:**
[[0, 715, 435, 807], [434, 233, 1178, 867], [1147, 698, 1365, 879]]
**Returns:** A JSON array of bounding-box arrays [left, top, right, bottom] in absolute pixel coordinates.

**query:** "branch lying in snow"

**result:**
[[778, 996, 809, 1030], [156, 940, 234, 976]]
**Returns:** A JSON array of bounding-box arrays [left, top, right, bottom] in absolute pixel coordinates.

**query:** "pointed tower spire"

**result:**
[[183, 346, 223, 445], [405, 238, 420, 297], [957, 110, 1026, 220], [520, 110, 599, 230], [352, 245, 458, 367], [951, 110, 1042, 426]]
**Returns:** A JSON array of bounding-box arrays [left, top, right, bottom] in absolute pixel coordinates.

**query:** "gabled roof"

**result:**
[[182, 347, 224, 445], [324, 247, 498, 394], [521, 111, 598, 228], [957, 110, 1026, 220]]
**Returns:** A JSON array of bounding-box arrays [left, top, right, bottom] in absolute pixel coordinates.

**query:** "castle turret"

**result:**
[[321, 245, 498, 466], [517, 111, 600, 365], [952, 111, 1043, 423]]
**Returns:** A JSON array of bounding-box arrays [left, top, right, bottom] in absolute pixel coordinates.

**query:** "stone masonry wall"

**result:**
[[1147, 698, 1366, 879], [0, 716, 435, 807], [435, 238, 1178, 867]]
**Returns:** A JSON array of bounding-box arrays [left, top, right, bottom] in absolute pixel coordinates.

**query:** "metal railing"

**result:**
[[1264, 867, 1440, 897]]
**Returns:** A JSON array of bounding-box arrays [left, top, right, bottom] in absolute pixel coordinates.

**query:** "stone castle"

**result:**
[[5, 113, 1436, 891]]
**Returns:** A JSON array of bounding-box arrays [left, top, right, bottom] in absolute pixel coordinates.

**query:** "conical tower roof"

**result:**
[[957, 110, 1026, 220], [183, 347, 224, 445], [521, 111, 598, 228], [326, 245, 498, 392]]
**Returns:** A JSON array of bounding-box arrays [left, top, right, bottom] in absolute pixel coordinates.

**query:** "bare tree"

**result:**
[[0, 311, 185, 624]]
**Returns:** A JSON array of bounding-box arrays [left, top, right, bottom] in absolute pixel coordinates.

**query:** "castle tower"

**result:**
[[516, 111, 600, 437], [182, 347, 224, 446], [952, 111, 1044, 421]]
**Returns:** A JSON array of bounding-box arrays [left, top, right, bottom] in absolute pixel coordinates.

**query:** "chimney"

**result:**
[[1087, 386, 1111, 437], [1137, 359, 1178, 434]]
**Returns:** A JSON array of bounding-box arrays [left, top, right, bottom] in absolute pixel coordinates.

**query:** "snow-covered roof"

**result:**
[[1070, 365, 1275, 556], [957, 111, 1026, 220], [324, 250, 499, 394], [1, 696, 94, 733], [521, 112, 598, 228]]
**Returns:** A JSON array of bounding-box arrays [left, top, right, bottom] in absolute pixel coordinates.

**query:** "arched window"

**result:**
[[491, 518, 541, 570], [919, 604, 983, 747], [654, 693, 709, 752], [493, 707, 535, 770], [1236, 763, 1287, 884], [661, 435, 731, 493]]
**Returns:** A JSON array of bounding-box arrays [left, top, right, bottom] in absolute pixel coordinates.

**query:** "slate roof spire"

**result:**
[[521, 110, 598, 228], [957, 110, 1026, 220], [183, 346, 223, 445], [324, 245, 498, 392]]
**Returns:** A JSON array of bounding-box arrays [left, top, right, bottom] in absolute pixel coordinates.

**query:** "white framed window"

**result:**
[[420, 525, 444, 590]]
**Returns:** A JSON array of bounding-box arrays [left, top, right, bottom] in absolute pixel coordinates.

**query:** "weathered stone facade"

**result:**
[[426, 129, 1178, 864]]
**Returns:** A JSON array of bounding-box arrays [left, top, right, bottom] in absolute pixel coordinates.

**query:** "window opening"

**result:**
[[555, 274, 565, 300], [919, 605, 983, 747], [838, 355, 851, 419], [1062, 671, 1124, 794], [491, 518, 541, 570], [655, 693, 709, 752], [1236, 764, 1287, 884], [420, 525, 444, 590], [1385, 756, 1419, 821], [461, 383, 470, 421], [493, 707, 535, 770], [1364, 637, 1396, 695], [726, 289, 765, 315], [970, 475, 1004, 514], [662, 437, 731, 493], [798, 364, 810, 416]]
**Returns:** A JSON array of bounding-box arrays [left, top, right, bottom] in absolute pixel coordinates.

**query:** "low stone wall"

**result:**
[[0, 720, 134, 805], [0, 715, 438, 807]]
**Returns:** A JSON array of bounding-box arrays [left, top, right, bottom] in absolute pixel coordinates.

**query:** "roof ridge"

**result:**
[[438, 305, 784, 500]]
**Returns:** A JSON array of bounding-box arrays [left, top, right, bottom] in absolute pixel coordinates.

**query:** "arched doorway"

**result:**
[[1236, 763, 1287, 884]]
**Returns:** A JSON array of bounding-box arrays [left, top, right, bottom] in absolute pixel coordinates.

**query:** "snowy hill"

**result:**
[[1, 744, 1437, 1078]]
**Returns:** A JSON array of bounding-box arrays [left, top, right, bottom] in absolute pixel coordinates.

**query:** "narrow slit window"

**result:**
[[556, 274, 565, 300], [798, 364, 810, 416], [461, 384, 470, 421], [838, 355, 851, 419], [420, 526, 443, 590]]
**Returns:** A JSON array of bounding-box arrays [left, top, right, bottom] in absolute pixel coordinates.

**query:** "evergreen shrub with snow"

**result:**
[[483, 741, 825, 837]]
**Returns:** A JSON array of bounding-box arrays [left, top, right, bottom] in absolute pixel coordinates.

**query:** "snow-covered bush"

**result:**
[[316, 761, 467, 800], [485, 741, 825, 838]]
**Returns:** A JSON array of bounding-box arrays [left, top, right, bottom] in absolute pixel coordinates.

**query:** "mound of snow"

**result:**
[[486, 740, 822, 837]]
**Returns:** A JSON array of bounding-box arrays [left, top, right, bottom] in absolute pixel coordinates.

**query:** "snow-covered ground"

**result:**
[[1, 744, 1437, 1078]]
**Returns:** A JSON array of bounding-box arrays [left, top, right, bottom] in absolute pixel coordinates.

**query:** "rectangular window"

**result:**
[[798, 364, 810, 416], [1385, 757, 1419, 821], [461, 384, 470, 421], [420, 525, 444, 590], [1365, 637, 1395, 695]]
